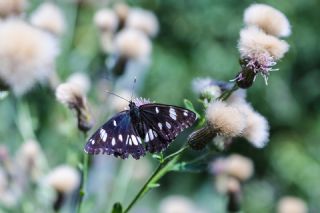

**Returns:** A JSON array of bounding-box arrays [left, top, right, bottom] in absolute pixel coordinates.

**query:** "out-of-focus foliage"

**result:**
[[0, 0, 319, 212]]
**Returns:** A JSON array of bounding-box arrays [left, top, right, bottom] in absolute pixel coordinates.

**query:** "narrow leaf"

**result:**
[[183, 99, 201, 118]]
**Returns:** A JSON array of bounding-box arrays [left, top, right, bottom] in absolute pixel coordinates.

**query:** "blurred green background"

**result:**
[[1, 0, 320, 212]]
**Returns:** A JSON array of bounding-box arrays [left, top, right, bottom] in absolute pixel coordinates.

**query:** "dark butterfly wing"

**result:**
[[84, 111, 146, 159], [139, 103, 197, 153]]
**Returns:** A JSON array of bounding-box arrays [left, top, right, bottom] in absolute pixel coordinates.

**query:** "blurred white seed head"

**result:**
[[0, 0, 27, 17], [238, 26, 289, 61], [67, 72, 91, 94], [45, 165, 80, 194], [192, 77, 213, 95], [94, 8, 118, 32], [226, 89, 247, 105], [113, 28, 152, 60], [56, 82, 85, 108], [215, 175, 240, 194], [99, 31, 114, 53], [15, 139, 47, 181], [126, 8, 159, 37], [244, 4, 291, 37], [206, 101, 246, 137], [0, 19, 59, 95], [30, 2, 66, 36], [159, 195, 200, 213], [236, 103, 269, 148], [211, 154, 253, 181], [224, 154, 254, 181], [277, 196, 308, 213], [114, 3, 130, 23], [111, 89, 131, 112]]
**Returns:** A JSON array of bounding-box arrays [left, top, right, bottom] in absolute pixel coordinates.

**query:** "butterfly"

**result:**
[[84, 98, 197, 159]]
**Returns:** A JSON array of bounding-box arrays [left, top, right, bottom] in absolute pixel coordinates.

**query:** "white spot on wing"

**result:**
[[137, 136, 142, 144], [111, 138, 116, 146], [158, 123, 163, 130], [100, 129, 107, 142], [113, 120, 117, 126], [153, 130, 158, 137], [148, 129, 154, 140], [166, 121, 171, 129], [91, 139, 95, 145], [183, 110, 188, 117], [118, 134, 123, 142], [145, 133, 149, 142], [169, 107, 177, 120], [155, 107, 159, 114], [131, 135, 138, 145]]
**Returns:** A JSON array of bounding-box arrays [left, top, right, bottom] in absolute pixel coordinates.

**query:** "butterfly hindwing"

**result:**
[[84, 111, 145, 159], [139, 103, 197, 153]]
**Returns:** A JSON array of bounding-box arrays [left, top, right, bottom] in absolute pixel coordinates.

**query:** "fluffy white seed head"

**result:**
[[224, 154, 254, 181], [235, 102, 270, 148], [206, 101, 246, 137], [30, 2, 66, 36], [126, 8, 159, 37], [67, 72, 91, 94], [244, 4, 291, 37], [55, 82, 84, 108], [94, 8, 118, 32], [113, 29, 152, 60], [159, 195, 199, 213], [0, 0, 27, 17], [244, 110, 269, 148], [238, 26, 289, 61], [114, 3, 130, 22], [277, 197, 308, 213], [0, 19, 59, 95], [45, 165, 80, 194]]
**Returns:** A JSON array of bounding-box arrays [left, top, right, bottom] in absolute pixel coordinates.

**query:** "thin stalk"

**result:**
[[163, 144, 189, 162], [123, 155, 181, 213], [76, 153, 89, 213], [218, 83, 239, 101]]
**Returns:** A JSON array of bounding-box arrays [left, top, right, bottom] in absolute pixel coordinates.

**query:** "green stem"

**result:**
[[76, 153, 89, 213], [163, 144, 189, 162], [218, 83, 239, 101], [123, 155, 181, 213]]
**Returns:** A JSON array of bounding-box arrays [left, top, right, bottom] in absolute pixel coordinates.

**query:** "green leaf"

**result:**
[[148, 183, 160, 188], [152, 153, 164, 163], [111, 202, 123, 213], [183, 99, 201, 118]]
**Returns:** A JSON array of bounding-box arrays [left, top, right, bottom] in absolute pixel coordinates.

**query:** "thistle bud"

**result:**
[[55, 82, 94, 132]]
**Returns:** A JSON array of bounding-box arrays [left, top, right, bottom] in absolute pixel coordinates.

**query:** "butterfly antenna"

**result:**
[[130, 77, 137, 102], [106, 91, 130, 102]]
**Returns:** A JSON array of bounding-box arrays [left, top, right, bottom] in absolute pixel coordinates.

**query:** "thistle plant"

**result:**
[[0, 1, 313, 213]]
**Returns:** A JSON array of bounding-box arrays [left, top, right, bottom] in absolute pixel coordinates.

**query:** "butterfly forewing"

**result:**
[[139, 104, 197, 153], [85, 111, 146, 159]]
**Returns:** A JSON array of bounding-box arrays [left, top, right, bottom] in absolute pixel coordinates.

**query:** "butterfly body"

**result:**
[[85, 99, 197, 159]]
